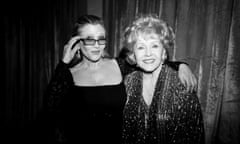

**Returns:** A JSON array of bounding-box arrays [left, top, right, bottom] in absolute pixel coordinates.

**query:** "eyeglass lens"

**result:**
[[80, 39, 106, 45]]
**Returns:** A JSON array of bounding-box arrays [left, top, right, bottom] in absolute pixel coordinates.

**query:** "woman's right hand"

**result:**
[[62, 36, 81, 64]]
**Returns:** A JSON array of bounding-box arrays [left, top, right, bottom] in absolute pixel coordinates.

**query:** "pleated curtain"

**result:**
[[103, 0, 240, 144]]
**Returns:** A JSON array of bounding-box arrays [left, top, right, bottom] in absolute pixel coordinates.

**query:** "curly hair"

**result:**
[[124, 14, 175, 53]]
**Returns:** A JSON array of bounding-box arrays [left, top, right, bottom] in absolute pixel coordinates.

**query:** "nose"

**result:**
[[145, 47, 152, 56], [93, 41, 100, 48]]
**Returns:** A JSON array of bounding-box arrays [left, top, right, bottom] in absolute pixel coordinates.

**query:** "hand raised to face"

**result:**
[[62, 36, 81, 64]]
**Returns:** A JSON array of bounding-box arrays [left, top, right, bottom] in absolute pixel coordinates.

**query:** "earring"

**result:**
[[76, 49, 81, 59]]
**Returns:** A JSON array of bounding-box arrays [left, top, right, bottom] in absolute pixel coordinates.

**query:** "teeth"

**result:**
[[143, 59, 155, 64]]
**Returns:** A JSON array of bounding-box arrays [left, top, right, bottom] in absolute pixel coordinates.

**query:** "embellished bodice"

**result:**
[[122, 65, 205, 144]]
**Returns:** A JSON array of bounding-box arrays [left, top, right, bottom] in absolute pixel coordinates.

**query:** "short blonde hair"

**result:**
[[124, 14, 175, 54]]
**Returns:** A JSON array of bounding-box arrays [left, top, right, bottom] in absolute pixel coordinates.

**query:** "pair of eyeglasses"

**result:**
[[80, 39, 107, 46]]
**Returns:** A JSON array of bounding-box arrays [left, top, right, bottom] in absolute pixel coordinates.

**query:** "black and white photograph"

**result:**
[[2, 0, 240, 144]]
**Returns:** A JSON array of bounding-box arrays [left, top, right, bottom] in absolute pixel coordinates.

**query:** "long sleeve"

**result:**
[[162, 66, 204, 144], [45, 61, 74, 112], [42, 61, 74, 143], [173, 91, 205, 144], [165, 60, 188, 71], [169, 71, 205, 144]]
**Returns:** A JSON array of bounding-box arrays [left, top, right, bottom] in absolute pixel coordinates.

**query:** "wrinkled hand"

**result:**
[[62, 36, 81, 64], [178, 64, 197, 92]]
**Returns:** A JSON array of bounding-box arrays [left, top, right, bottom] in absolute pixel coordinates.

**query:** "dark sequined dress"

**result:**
[[46, 58, 131, 144], [122, 64, 205, 144]]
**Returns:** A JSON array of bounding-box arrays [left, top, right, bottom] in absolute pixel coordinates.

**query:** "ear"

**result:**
[[162, 49, 167, 62]]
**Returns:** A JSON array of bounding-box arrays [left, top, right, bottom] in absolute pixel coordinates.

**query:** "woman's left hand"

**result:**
[[178, 64, 197, 92]]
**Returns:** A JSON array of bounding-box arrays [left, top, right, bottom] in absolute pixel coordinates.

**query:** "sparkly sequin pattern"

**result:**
[[122, 65, 205, 144]]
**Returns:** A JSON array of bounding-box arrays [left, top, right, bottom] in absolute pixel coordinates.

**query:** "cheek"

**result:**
[[81, 47, 89, 55], [154, 48, 163, 58], [133, 50, 144, 63], [156, 51, 162, 59], [81, 47, 94, 58]]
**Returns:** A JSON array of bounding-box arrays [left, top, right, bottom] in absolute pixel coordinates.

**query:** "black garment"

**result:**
[[122, 64, 205, 144], [44, 58, 184, 144], [62, 83, 127, 143], [45, 58, 129, 144]]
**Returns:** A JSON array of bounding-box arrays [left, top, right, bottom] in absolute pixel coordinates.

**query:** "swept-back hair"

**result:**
[[72, 14, 105, 36]]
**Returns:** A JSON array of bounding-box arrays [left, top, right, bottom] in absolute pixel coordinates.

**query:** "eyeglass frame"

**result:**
[[79, 38, 107, 46]]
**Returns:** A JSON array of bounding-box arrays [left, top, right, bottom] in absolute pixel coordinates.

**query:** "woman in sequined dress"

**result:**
[[45, 14, 197, 143], [122, 14, 205, 144]]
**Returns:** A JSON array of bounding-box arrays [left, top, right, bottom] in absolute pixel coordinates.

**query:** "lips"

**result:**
[[142, 59, 155, 64], [91, 50, 101, 55]]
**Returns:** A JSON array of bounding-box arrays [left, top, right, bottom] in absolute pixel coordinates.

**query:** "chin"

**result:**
[[87, 58, 99, 63], [141, 67, 156, 73], [90, 56, 102, 61], [140, 64, 159, 73]]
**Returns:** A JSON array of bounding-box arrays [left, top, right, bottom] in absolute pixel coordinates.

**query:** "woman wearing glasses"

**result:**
[[45, 14, 196, 143]]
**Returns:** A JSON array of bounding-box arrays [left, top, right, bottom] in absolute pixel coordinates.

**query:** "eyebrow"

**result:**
[[85, 35, 105, 39]]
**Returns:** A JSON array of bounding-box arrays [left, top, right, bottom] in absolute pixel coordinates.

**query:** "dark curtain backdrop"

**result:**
[[3, 0, 240, 144], [103, 0, 240, 144], [3, 0, 87, 142]]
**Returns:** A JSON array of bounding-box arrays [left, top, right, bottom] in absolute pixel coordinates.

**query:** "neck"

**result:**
[[81, 57, 103, 70], [143, 64, 162, 82]]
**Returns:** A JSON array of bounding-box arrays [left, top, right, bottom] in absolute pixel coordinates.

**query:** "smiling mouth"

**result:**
[[91, 50, 101, 54], [143, 59, 155, 64]]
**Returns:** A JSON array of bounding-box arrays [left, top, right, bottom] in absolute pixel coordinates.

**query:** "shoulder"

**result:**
[[107, 58, 119, 66], [165, 64, 179, 83], [124, 71, 140, 87], [103, 58, 120, 71], [70, 58, 117, 72], [165, 65, 199, 102], [69, 62, 82, 74], [169, 83, 200, 109]]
